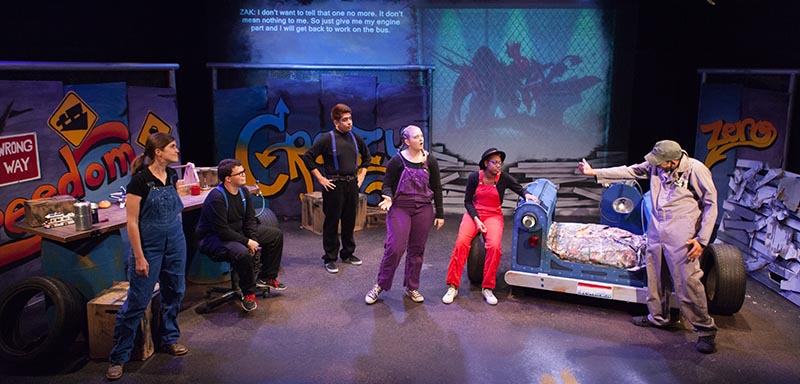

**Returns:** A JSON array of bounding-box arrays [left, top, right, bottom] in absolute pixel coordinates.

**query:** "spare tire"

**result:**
[[700, 243, 746, 315], [0, 276, 81, 363], [256, 207, 279, 229], [467, 235, 486, 284]]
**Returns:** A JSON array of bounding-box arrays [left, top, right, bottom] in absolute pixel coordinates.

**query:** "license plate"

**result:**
[[576, 282, 613, 299]]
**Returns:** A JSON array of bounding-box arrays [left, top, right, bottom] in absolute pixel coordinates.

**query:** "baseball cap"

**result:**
[[644, 140, 682, 165]]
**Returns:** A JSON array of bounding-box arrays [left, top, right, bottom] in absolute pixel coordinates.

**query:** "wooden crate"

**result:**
[[301, 191, 366, 235], [87, 281, 160, 360], [366, 207, 387, 228]]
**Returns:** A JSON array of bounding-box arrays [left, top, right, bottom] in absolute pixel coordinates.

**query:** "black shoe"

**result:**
[[257, 278, 287, 291], [695, 335, 717, 354], [241, 294, 258, 312], [631, 315, 657, 328], [341, 256, 362, 266], [324, 261, 339, 273], [632, 315, 675, 328]]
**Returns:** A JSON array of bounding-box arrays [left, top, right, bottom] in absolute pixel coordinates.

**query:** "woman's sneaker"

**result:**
[[442, 286, 458, 304], [365, 284, 382, 305], [405, 289, 424, 303], [482, 289, 498, 305]]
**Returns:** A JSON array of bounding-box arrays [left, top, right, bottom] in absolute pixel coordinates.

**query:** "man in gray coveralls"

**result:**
[[578, 140, 718, 354]]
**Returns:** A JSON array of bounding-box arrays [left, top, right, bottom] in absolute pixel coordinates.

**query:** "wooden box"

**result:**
[[366, 207, 387, 228], [87, 281, 160, 360], [23, 195, 76, 227], [301, 191, 366, 235]]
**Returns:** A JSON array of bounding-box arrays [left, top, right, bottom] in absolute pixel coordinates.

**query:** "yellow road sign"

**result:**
[[47, 91, 99, 147], [136, 111, 173, 148]]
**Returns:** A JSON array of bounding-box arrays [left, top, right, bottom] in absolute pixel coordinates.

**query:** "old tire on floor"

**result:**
[[256, 207, 279, 229], [0, 276, 82, 363], [700, 243, 746, 315], [467, 235, 486, 285]]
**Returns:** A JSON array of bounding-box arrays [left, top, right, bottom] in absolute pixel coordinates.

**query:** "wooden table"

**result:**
[[14, 189, 214, 243], [13, 187, 258, 300]]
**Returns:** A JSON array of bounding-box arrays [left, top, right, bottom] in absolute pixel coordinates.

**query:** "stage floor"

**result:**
[[3, 214, 799, 383]]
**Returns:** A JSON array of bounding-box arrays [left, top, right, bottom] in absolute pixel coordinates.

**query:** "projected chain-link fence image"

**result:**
[[421, 7, 614, 164]]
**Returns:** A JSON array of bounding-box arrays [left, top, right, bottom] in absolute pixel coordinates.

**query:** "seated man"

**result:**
[[196, 158, 286, 312]]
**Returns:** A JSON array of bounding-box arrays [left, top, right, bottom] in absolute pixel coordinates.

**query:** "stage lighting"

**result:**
[[612, 197, 635, 215], [521, 213, 537, 229]]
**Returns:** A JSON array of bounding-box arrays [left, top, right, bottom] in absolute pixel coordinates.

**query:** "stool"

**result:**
[[194, 251, 270, 314], [188, 250, 232, 285]]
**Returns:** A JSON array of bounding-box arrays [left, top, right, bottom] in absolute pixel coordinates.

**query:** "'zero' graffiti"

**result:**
[[700, 118, 778, 168]]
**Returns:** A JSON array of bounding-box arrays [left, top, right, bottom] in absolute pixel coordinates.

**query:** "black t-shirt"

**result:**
[[126, 166, 179, 214], [196, 186, 257, 245]]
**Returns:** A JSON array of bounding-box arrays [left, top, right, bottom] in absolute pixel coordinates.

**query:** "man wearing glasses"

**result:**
[[196, 158, 286, 312]]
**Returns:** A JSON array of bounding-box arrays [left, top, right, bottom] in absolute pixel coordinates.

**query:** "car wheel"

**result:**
[[700, 243, 746, 315]]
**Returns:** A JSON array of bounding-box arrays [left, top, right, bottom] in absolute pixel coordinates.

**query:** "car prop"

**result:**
[[468, 178, 746, 315]]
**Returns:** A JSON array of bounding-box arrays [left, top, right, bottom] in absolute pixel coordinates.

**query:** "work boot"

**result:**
[[695, 335, 717, 354], [106, 364, 123, 381]]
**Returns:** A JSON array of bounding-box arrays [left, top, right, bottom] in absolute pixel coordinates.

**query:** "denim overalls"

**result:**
[[110, 179, 186, 365]]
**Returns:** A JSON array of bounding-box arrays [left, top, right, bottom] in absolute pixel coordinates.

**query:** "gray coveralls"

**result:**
[[595, 151, 718, 336]]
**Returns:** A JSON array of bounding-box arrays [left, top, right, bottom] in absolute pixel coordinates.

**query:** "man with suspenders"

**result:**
[[302, 103, 373, 274], [196, 158, 285, 312]]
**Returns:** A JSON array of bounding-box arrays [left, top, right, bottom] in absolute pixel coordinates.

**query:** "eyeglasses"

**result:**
[[230, 170, 246, 177], [489, 160, 503, 166]]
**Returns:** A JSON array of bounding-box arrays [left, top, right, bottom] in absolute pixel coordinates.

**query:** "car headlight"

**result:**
[[521, 214, 537, 229]]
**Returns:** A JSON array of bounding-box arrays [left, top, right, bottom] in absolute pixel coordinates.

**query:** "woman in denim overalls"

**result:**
[[365, 125, 444, 304], [107, 133, 187, 380]]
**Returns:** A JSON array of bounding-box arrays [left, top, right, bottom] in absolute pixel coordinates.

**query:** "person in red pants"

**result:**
[[442, 148, 537, 305]]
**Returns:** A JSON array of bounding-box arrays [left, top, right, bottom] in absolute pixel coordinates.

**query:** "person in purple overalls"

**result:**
[[106, 133, 188, 380], [365, 125, 444, 304]]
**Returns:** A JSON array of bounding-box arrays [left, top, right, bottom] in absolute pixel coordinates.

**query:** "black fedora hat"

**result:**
[[479, 148, 506, 170]]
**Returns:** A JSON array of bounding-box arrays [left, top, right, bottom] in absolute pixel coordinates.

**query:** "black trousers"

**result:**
[[199, 225, 284, 295], [322, 178, 358, 262]]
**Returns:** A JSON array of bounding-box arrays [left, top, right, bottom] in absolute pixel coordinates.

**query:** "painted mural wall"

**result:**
[[0, 78, 179, 287], [209, 2, 616, 216]]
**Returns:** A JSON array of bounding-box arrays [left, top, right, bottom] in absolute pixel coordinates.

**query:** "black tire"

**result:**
[[0, 276, 81, 363], [700, 243, 746, 315], [467, 235, 486, 284], [194, 305, 209, 315], [256, 207, 279, 229], [49, 277, 89, 340]]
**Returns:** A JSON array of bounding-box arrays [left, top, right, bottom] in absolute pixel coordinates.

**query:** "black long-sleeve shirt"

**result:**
[[381, 152, 444, 219], [464, 171, 526, 219], [196, 186, 257, 245], [301, 129, 372, 176]]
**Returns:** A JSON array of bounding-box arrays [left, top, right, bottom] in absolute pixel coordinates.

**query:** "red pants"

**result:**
[[445, 211, 504, 289]]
